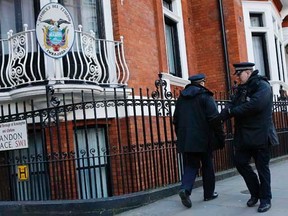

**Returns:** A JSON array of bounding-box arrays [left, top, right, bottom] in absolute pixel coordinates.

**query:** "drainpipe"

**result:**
[[218, 0, 231, 94]]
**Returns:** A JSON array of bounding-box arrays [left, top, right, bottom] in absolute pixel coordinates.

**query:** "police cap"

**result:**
[[233, 62, 255, 75], [188, 73, 206, 82]]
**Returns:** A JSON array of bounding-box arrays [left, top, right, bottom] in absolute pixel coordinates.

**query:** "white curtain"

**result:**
[[0, 0, 16, 38], [0, 0, 35, 39], [62, 0, 99, 37], [252, 35, 266, 76], [74, 127, 108, 199], [165, 23, 176, 75]]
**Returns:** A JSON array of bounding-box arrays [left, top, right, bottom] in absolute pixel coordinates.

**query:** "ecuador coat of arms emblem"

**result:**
[[36, 3, 74, 58]]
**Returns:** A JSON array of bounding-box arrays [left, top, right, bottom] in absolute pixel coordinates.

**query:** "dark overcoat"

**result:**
[[173, 83, 224, 153], [230, 70, 279, 150]]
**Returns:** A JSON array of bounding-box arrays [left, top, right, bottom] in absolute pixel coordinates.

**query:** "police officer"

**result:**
[[173, 73, 225, 208], [220, 62, 279, 213]]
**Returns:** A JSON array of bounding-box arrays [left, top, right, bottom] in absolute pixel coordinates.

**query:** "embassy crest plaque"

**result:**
[[36, 3, 75, 58]]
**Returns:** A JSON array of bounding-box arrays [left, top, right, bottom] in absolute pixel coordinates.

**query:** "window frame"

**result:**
[[250, 13, 264, 27], [73, 126, 110, 199], [59, 0, 106, 39], [164, 16, 182, 77], [162, 0, 188, 81], [252, 32, 270, 79], [0, 0, 40, 39], [242, 2, 288, 83]]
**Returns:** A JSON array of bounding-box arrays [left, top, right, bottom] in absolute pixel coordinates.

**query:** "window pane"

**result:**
[[280, 44, 286, 82], [0, 0, 35, 38], [252, 35, 266, 76], [0, 0, 16, 38], [74, 127, 108, 199], [21, 0, 35, 29], [10, 131, 50, 201], [250, 14, 263, 27], [165, 23, 176, 75], [275, 38, 281, 80], [62, 0, 103, 38], [163, 0, 172, 11]]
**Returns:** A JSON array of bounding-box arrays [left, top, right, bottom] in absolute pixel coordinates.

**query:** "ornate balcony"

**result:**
[[0, 25, 129, 101]]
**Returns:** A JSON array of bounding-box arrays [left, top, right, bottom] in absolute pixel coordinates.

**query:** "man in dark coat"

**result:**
[[173, 73, 225, 208], [220, 62, 279, 213]]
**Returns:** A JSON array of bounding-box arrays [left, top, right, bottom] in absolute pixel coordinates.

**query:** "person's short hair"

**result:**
[[233, 62, 255, 75]]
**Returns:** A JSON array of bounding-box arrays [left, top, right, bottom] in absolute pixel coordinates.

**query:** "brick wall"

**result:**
[[272, 0, 283, 11], [283, 16, 288, 27], [110, 0, 251, 93], [180, 0, 249, 92], [111, 0, 166, 90]]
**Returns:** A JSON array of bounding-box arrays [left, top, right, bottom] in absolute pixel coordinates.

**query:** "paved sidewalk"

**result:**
[[117, 159, 288, 216]]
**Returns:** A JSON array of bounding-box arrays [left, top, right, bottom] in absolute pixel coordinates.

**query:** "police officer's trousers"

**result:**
[[180, 152, 215, 198], [234, 148, 271, 204]]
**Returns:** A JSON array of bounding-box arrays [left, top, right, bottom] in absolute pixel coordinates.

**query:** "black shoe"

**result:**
[[258, 203, 271, 213], [247, 197, 258, 207], [204, 192, 218, 201], [179, 189, 192, 208]]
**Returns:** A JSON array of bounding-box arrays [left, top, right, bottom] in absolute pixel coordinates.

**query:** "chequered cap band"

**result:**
[[235, 67, 253, 71]]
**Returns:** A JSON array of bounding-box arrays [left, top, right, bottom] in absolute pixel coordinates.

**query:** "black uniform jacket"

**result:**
[[173, 83, 225, 153], [229, 70, 279, 150]]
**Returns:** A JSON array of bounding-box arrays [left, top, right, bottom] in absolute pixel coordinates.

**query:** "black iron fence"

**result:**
[[0, 80, 287, 201]]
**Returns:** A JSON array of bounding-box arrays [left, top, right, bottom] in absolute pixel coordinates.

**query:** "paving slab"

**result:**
[[117, 160, 288, 216]]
